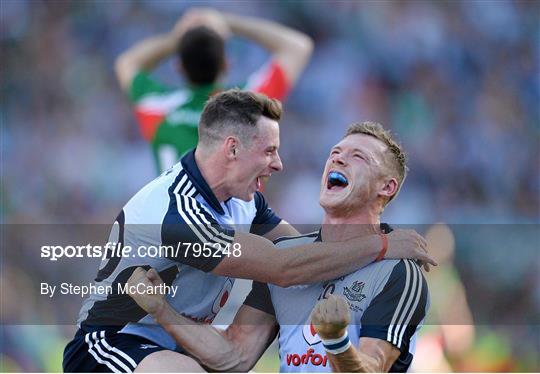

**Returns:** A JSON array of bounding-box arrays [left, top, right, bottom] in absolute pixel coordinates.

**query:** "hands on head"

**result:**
[[172, 8, 231, 41]]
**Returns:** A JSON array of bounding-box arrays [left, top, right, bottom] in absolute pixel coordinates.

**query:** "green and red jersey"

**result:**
[[128, 61, 290, 173]]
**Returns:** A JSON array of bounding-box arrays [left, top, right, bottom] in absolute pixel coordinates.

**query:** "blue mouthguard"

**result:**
[[328, 171, 348, 185]]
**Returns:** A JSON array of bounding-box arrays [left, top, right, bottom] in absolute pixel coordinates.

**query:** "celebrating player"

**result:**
[[128, 122, 429, 372], [63, 92, 434, 372], [115, 8, 313, 173]]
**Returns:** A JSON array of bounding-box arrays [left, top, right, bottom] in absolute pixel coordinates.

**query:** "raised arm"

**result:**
[[212, 229, 434, 287], [114, 8, 230, 91], [115, 8, 313, 93], [310, 295, 400, 372], [223, 13, 313, 85], [127, 268, 277, 372], [115, 33, 178, 92]]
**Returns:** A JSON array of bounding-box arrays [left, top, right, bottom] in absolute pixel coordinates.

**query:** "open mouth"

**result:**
[[256, 176, 270, 191], [327, 171, 349, 191]]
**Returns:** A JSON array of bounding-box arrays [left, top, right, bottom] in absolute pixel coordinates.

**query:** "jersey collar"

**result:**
[[315, 228, 322, 242], [181, 149, 225, 215], [189, 83, 222, 98]]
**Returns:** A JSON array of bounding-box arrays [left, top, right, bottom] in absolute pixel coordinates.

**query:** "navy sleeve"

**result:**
[[360, 260, 428, 371], [250, 191, 282, 236], [161, 196, 235, 272], [243, 281, 276, 316]]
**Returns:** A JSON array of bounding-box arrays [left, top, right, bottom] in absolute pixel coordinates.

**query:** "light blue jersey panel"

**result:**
[[78, 150, 281, 351], [262, 231, 429, 372]]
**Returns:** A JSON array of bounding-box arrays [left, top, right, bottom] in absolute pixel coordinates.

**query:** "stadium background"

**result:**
[[1, 0, 538, 372]]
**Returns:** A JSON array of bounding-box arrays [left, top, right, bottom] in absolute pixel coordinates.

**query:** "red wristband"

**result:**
[[375, 233, 388, 262]]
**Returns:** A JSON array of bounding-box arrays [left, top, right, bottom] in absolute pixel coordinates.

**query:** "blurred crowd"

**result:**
[[2, 0, 538, 225], [1, 0, 538, 372]]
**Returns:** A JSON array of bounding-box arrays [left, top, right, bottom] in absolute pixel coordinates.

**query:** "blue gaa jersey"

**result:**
[[244, 229, 429, 373], [77, 150, 281, 351]]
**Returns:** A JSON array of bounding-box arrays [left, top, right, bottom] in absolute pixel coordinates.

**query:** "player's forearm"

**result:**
[[262, 220, 301, 242], [277, 235, 381, 287], [224, 13, 310, 52], [115, 33, 177, 91], [215, 233, 380, 287], [327, 346, 384, 373], [223, 13, 313, 82], [154, 302, 242, 371], [218, 228, 433, 286]]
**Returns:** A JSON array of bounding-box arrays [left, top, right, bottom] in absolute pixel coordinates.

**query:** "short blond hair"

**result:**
[[345, 121, 408, 204]]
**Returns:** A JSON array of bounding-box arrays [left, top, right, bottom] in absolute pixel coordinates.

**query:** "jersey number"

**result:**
[[318, 282, 335, 300], [95, 210, 125, 282]]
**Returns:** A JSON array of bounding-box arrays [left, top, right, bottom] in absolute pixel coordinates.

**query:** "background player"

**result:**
[[115, 7, 313, 173], [127, 122, 429, 372], [411, 224, 475, 371]]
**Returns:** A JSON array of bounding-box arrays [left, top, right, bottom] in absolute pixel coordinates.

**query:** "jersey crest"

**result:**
[[302, 323, 321, 346]]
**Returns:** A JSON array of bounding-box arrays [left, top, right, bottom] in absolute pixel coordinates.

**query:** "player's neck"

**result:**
[[321, 210, 381, 242], [195, 149, 230, 202]]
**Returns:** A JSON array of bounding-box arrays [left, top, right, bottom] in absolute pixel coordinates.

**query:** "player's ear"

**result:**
[[216, 59, 228, 82], [379, 177, 398, 199], [222, 58, 229, 74], [176, 60, 186, 77], [224, 136, 239, 161]]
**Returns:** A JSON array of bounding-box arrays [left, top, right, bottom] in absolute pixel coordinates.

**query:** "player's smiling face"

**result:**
[[319, 134, 388, 214], [229, 116, 283, 201]]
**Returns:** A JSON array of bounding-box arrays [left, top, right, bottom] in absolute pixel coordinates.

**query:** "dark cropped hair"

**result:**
[[199, 89, 282, 147], [178, 26, 225, 85]]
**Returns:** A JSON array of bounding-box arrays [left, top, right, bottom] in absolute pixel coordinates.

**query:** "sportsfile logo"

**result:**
[[40, 241, 242, 262], [286, 348, 328, 367]]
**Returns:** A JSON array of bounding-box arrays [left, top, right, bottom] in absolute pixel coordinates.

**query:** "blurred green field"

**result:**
[[254, 342, 280, 373]]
